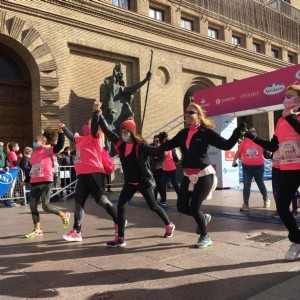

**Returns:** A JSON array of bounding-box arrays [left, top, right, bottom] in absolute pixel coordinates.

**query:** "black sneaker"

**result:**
[[158, 201, 167, 207], [107, 237, 126, 248]]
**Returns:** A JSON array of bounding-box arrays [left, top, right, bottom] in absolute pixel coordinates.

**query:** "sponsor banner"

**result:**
[[0, 168, 20, 198], [193, 64, 300, 116], [209, 116, 239, 188]]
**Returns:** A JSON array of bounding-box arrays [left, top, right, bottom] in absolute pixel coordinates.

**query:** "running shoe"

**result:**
[[292, 210, 299, 218], [11, 202, 20, 207], [194, 235, 213, 249], [285, 243, 300, 261], [25, 229, 43, 238], [62, 230, 82, 242], [164, 222, 175, 238], [263, 199, 271, 208], [158, 201, 167, 207], [271, 211, 280, 219], [62, 212, 71, 229], [196, 214, 212, 234], [240, 204, 250, 211], [107, 237, 126, 248]]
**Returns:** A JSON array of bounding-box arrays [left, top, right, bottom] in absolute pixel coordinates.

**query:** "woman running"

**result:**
[[25, 123, 70, 238], [160, 102, 246, 248], [61, 108, 118, 242], [96, 102, 175, 248]]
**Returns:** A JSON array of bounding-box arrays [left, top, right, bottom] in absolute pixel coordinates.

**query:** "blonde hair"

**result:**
[[287, 84, 300, 96], [187, 102, 215, 128]]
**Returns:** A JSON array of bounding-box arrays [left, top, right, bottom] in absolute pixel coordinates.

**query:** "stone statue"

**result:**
[[101, 62, 151, 135]]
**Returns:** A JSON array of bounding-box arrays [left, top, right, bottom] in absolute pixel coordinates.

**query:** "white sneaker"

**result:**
[[240, 204, 250, 211], [285, 243, 300, 261], [264, 199, 271, 208]]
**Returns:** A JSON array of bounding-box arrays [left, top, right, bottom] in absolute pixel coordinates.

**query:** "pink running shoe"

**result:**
[[107, 236, 126, 248], [164, 222, 175, 238], [62, 230, 82, 242]]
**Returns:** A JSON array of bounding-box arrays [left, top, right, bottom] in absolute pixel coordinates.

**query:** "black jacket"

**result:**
[[163, 125, 243, 169], [19, 156, 31, 183], [97, 113, 157, 188]]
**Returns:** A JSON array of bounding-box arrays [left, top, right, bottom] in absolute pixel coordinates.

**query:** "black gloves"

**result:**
[[244, 130, 257, 140], [237, 122, 247, 133], [146, 71, 152, 81]]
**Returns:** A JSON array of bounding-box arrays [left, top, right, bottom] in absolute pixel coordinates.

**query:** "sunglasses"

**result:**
[[284, 94, 298, 99], [185, 110, 198, 115]]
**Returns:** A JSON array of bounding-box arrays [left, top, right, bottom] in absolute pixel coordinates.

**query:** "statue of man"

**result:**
[[102, 63, 152, 135]]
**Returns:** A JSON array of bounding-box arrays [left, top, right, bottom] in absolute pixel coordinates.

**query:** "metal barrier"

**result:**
[[0, 169, 27, 206], [239, 159, 273, 182]]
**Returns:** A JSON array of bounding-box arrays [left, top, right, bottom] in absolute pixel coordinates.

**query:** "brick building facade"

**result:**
[[0, 0, 299, 149]]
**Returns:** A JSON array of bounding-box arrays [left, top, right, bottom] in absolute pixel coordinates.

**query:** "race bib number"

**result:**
[[245, 148, 258, 159], [30, 163, 44, 178], [279, 141, 300, 163]]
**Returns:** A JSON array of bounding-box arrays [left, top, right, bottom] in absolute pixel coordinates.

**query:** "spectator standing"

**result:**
[[19, 147, 33, 204], [232, 128, 270, 211], [6, 142, 22, 207], [59, 146, 72, 199], [149, 135, 164, 201], [158, 131, 180, 207]]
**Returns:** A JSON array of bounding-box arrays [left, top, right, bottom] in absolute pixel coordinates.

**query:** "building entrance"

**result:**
[[0, 45, 32, 150]]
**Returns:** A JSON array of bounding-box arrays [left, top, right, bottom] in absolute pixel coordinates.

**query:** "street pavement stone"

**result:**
[[1, 181, 300, 299]]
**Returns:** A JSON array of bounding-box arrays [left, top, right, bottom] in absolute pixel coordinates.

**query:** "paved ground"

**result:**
[[1, 180, 300, 300]]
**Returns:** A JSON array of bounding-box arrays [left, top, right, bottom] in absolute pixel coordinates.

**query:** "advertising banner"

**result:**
[[0, 168, 20, 198], [193, 64, 300, 116], [209, 116, 239, 188]]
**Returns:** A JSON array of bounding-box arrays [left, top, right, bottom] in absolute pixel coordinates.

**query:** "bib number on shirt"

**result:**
[[279, 141, 300, 164], [245, 148, 259, 159], [30, 163, 44, 178]]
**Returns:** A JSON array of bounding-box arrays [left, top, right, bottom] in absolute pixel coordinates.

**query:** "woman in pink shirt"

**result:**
[[244, 84, 300, 261], [61, 109, 118, 243], [232, 128, 270, 211], [6, 142, 22, 207], [25, 123, 70, 238]]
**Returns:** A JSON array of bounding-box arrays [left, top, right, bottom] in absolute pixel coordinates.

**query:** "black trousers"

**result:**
[[277, 170, 300, 243], [177, 175, 213, 236], [117, 181, 170, 237], [73, 173, 117, 232]]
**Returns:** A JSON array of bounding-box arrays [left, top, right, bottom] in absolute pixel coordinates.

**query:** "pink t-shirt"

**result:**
[[74, 134, 105, 175], [239, 139, 264, 166], [163, 150, 176, 171], [29, 145, 54, 183], [8, 152, 18, 169], [275, 115, 300, 170], [186, 125, 200, 148]]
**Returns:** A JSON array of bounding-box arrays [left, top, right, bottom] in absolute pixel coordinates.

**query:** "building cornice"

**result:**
[[1, 0, 290, 73]]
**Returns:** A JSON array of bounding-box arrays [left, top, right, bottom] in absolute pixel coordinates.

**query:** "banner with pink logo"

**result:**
[[193, 64, 300, 116]]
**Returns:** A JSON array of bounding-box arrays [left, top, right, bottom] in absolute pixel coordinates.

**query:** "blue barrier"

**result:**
[[239, 159, 272, 182]]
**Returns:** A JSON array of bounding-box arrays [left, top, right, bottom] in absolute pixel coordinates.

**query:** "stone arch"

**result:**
[[0, 11, 59, 139], [183, 77, 215, 111]]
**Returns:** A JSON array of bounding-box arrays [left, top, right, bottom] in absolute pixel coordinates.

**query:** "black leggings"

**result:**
[[74, 173, 117, 232], [117, 181, 171, 237], [177, 175, 213, 236], [277, 170, 300, 243]]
